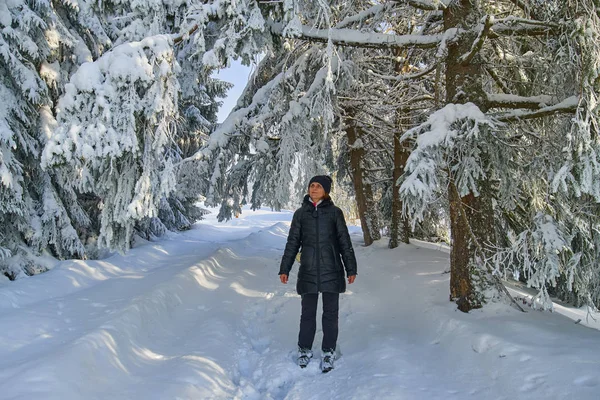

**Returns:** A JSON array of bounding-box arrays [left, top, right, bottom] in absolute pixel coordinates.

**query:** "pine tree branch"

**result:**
[[393, 0, 448, 11], [495, 96, 579, 121], [366, 64, 437, 81], [369, 177, 394, 185], [460, 15, 493, 65], [267, 21, 445, 50], [173, 24, 199, 45], [486, 93, 559, 110], [335, 4, 389, 29], [490, 18, 560, 38], [494, 17, 560, 28], [485, 66, 511, 94]]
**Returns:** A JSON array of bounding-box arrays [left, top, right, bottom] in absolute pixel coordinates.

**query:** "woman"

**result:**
[[279, 175, 357, 373]]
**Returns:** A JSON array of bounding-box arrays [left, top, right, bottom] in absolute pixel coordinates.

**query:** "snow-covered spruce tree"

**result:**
[[115, 1, 233, 236], [50, 0, 229, 243], [165, 38, 232, 232], [485, 0, 600, 309], [42, 35, 184, 252], [1, 1, 132, 274], [0, 0, 230, 271], [0, 0, 91, 279], [399, 0, 598, 311], [208, 45, 340, 220], [466, 0, 600, 310]]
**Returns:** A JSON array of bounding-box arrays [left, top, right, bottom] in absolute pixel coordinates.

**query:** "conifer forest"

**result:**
[[2, 0, 600, 312]]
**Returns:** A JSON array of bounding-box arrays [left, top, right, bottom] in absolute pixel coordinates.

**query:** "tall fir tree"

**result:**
[[1, 0, 228, 277]]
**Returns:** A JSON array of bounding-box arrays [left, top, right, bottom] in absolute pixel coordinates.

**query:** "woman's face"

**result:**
[[309, 182, 325, 201]]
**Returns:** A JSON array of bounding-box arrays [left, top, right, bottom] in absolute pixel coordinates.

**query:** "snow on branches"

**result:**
[[399, 103, 497, 225], [197, 46, 341, 215], [494, 213, 574, 310], [42, 35, 181, 251], [185, 0, 271, 68], [552, 2, 600, 202]]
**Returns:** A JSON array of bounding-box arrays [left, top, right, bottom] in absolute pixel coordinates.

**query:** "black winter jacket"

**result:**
[[279, 195, 358, 295]]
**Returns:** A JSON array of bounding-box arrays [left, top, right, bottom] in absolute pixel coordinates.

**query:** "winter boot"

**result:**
[[320, 349, 335, 373], [297, 348, 313, 368]]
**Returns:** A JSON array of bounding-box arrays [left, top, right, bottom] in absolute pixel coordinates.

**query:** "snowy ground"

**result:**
[[1, 207, 599, 400]]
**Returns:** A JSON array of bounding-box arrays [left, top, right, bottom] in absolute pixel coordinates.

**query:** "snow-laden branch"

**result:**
[[173, 24, 199, 45], [366, 64, 436, 81], [490, 18, 560, 37], [397, 0, 449, 11], [494, 17, 560, 28], [486, 93, 560, 110], [268, 21, 445, 50], [460, 15, 493, 65], [495, 96, 579, 121], [335, 4, 388, 29], [178, 48, 332, 165], [188, 69, 286, 159], [493, 213, 573, 311], [400, 103, 497, 221]]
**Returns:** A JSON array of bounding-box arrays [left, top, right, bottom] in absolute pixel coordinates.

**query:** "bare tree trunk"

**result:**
[[449, 180, 497, 311], [364, 178, 382, 242], [345, 106, 381, 246], [389, 46, 412, 249], [389, 126, 411, 248], [445, 0, 497, 311], [448, 178, 475, 308]]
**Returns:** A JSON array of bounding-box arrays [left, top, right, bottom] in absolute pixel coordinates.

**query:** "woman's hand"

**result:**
[[348, 275, 356, 284], [280, 274, 288, 284]]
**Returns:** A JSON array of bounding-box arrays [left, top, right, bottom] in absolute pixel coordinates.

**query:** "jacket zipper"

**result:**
[[315, 205, 321, 292]]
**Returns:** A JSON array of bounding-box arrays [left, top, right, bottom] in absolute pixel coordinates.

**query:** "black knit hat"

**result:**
[[308, 175, 333, 194]]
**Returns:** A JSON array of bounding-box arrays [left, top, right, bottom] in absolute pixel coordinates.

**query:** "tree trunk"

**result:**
[[389, 126, 411, 248], [448, 178, 475, 307], [389, 46, 412, 249], [345, 106, 380, 246], [445, 0, 497, 312], [363, 177, 382, 242]]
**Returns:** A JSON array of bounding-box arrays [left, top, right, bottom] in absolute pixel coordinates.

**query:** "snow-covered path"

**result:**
[[1, 208, 599, 400]]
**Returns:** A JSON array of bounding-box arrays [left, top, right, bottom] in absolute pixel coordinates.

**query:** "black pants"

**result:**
[[298, 292, 339, 351]]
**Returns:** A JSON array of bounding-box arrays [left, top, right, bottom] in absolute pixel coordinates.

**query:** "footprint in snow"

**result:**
[[573, 375, 598, 387], [237, 350, 259, 379], [520, 373, 547, 392], [250, 336, 271, 353], [471, 334, 499, 354]]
